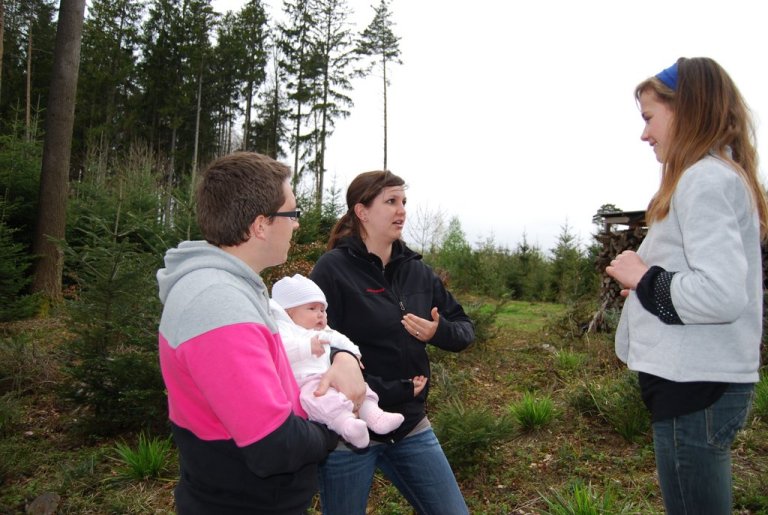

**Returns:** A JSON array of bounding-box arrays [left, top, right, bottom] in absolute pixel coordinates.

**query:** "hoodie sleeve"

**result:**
[[670, 163, 751, 323], [241, 417, 338, 477]]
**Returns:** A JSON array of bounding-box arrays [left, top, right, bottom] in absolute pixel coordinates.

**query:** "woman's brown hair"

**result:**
[[326, 170, 406, 250], [635, 57, 768, 239]]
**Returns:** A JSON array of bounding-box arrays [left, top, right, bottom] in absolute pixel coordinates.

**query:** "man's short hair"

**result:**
[[196, 152, 292, 246]]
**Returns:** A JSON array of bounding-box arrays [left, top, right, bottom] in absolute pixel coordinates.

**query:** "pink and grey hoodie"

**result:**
[[157, 240, 336, 514]]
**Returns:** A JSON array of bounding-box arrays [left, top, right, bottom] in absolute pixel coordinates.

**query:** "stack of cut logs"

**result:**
[[588, 224, 647, 333], [589, 209, 768, 333]]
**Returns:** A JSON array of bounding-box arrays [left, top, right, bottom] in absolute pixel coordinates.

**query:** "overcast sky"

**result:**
[[211, 0, 768, 253]]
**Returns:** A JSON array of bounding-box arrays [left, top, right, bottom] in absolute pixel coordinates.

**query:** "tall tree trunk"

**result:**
[[166, 125, 177, 227], [244, 78, 253, 150], [269, 87, 279, 159], [188, 61, 203, 238], [31, 0, 87, 302], [191, 63, 203, 195], [25, 23, 32, 141], [382, 59, 388, 170], [316, 64, 330, 207], [0, 0, 5, 106], [292, 100, 303, 188]]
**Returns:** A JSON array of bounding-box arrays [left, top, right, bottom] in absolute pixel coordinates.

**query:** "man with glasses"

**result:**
[[156, 152, 365, 514]]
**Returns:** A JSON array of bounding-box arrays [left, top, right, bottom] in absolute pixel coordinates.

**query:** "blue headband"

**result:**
[[655, 63, 678, 90]]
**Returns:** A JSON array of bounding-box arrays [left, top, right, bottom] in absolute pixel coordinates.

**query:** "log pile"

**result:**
[[589, 209, 768, 335], [588, 213, 647, 333]]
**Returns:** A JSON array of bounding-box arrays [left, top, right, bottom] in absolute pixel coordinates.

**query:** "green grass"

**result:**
[[2, 300, 767, 514], [539, 480, 645, 514], [495, 300, 566, 332], [112, 432, 174, 482], [753, 371, 768, 419], [555, 349, 588, 377], [509, 391, 556, 431]]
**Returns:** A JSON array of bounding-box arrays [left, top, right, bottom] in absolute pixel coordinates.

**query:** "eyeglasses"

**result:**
[[268, 209, 301, 221]]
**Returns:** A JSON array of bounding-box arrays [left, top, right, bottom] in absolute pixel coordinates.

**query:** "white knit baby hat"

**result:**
[[272, 274, 328, 309]]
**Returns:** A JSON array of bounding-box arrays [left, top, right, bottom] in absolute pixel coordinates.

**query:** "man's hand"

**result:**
[[314, 352, 366, 408]]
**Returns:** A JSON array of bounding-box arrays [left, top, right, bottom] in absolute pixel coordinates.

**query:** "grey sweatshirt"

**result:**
[[615, 155, 763, 383]]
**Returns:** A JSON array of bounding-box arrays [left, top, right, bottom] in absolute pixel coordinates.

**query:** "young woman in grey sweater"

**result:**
[[606, 57, 768, 515]]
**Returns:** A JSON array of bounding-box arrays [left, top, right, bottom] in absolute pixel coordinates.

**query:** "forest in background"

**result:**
[[1, 0, 607, 436], [2, 0, 604, 318], [2, 2, 767, 512]]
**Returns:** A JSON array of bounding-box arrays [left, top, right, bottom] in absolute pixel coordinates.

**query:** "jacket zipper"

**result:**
[[383, 262, 406, 313]]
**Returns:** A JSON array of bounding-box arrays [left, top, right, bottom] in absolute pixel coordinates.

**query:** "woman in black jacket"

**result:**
[[310, 170, 474, 515]]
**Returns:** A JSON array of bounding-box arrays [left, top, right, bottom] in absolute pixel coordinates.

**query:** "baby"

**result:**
[[270, 274, 404, 448]]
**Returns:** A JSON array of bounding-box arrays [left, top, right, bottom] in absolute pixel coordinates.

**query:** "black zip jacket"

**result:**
[[310, 236, 475, 442]]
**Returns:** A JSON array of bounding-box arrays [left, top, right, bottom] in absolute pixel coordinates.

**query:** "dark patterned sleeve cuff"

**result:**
[[635, 265, 683, 325], [329, 348, 362, 367]]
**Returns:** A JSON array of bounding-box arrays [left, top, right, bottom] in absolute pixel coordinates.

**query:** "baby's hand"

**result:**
[[311, 335, 329, 357], [412, 375, 428, 397]]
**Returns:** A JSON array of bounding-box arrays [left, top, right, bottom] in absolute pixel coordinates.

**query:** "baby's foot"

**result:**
[[361, 407, 404, 435], [340, 417, 370, 448]]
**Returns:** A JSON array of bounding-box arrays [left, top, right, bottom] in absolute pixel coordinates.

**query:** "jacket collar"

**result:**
[[337, 236, 420, 267]]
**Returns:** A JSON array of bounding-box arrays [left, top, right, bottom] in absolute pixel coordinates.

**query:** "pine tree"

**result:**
[[550, 221, 590, 303], [307, 0, 356, 205], [356, 0, 401, 170], [510, 234, 550, 301], [0, 0, 57, 134], [209, 11, 245, 153], [0, 217, 39, 322], [76, 0, 143, 173], [435, 217, 476, 292], [251, 47, 290, 159], [139, 0, 216, 174], [236, 0, 269, 151], [279, 0, 321, 189]]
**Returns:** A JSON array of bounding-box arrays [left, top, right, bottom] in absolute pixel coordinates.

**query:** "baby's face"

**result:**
[[286, 302, 328, 331]]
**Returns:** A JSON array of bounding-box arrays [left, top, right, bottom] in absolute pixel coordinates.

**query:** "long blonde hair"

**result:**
[[635, 57, 768, 239]]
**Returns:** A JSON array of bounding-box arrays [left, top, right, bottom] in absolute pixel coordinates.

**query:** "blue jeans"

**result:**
[[317, 428, 468, 515], [652, 382, 754, 515]]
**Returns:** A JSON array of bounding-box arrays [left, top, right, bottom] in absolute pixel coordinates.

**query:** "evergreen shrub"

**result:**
[[61, 214, 166, 436], [0, 131, 42, 249], [574, 371, 650, 443], [0, 221, 40, 321], [463, 299, 507, 345], [432, 399, 515, 471]]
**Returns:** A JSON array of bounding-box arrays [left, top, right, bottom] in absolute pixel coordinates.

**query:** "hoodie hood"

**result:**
[[157, 241, 277, 348], [157, 241, 266, 304]]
